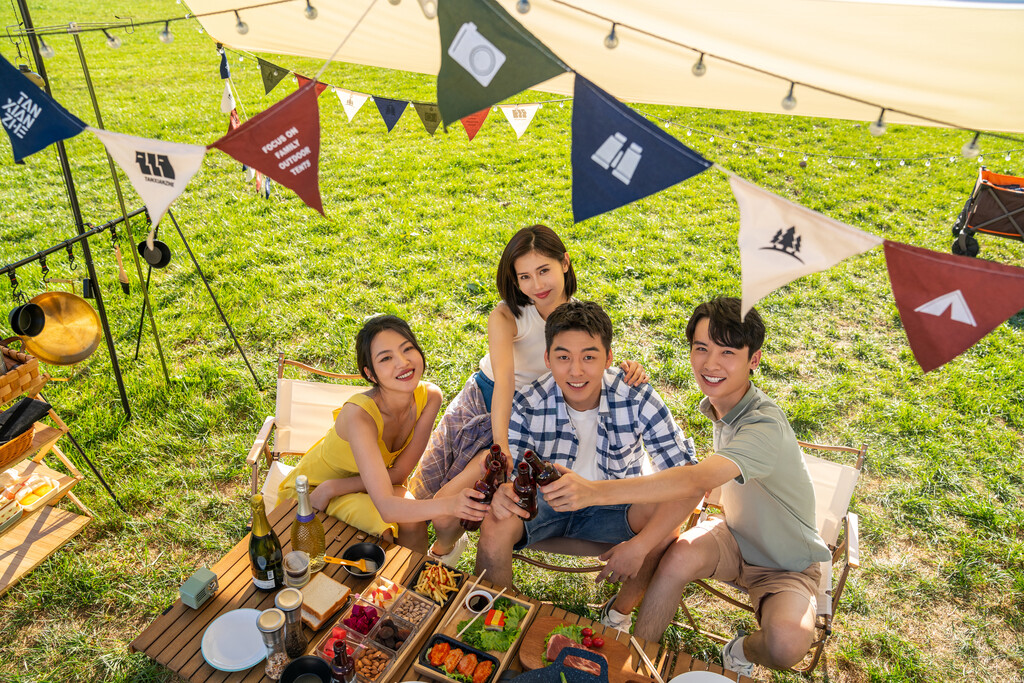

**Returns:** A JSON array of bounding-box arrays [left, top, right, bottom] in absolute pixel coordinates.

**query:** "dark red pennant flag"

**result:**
[[884, 240, 1024, 372], [294, 74, 329, 97], [461, 108, 490, 141], [209, 82, 324, 215]]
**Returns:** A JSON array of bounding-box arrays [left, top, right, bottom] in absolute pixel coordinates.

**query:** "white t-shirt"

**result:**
[[478, 305, 549, 389], [566, 405, 602, 481]]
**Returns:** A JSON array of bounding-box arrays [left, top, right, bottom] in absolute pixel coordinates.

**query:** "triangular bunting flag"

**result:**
[[413, 102, 442, 135], [500, 103, 540, 139], [220, 81, 235, 114], [336, 89, 369, 122], [258, 57, 289, 95], [0, 56, 86, 162], [219, 50, 230, 80], [374, 96, 408, 132], [571, 75, 711, 223], [883, 240, 1024, 372], [89, 128, 206, 229], [731, 175, 883, 317], [461, 108, 489, 141], [437, 0, 570, 126], [209, 82, 324, 215], [294, 74, 329, 97]]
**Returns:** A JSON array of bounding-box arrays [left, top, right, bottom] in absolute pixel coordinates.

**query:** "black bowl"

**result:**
[[137, 239, 172, 269], [9, 303, 45, 337], [342, 542, 386, 578], [280, 655, 331, 683]]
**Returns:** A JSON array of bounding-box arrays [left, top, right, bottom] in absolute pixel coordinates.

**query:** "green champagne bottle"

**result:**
[[249, 494, 284, 591]]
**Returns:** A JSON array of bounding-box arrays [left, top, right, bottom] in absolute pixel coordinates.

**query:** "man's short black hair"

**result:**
[[545, 300, 613, 352], [685, 297, 765, 355]]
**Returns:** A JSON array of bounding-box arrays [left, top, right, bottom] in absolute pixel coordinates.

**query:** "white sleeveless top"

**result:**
[[478, 304, 549, 389]]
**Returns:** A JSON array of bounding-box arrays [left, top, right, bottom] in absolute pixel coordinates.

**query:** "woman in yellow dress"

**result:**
[[278, 315, 488, 553]]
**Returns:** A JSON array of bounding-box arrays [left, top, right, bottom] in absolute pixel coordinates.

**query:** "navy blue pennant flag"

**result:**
[[374, 96, 408, 132], [0, 56, 86, 162], [571, 75, 711, 223], [219, 50, 230, 79]]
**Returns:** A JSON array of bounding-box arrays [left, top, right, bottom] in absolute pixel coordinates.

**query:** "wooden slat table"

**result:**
[[133, 502, 758, 683]]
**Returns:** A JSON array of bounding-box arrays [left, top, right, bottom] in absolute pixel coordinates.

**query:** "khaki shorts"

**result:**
[[698, 515, 821, 622]]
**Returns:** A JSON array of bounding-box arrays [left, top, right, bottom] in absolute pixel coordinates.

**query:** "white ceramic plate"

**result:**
[[201, 608, 266, 672], [668, 672, 734, 683]]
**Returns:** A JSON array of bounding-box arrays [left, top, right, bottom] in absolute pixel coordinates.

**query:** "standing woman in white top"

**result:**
[[409, 225, 647, 561]]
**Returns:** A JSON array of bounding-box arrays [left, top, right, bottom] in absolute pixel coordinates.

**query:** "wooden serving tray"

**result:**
[[518, 615, 634, 683], [417, 582, 537, 683]]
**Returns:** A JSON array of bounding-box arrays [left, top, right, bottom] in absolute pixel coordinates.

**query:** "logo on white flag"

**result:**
[[914, 289, 977, 327], [761, 226, 803, 263], [500, 104, 540, 139], [1, 92, 41, 138], [336, 89, 369, 122], [591, 133, 643, 185], [448, 22, 506, 88], [90, 127, 206, 229]]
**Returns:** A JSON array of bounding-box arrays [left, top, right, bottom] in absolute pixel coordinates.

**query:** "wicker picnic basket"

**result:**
[[0, 425, 33, 469], [1, 342, 42, 409]]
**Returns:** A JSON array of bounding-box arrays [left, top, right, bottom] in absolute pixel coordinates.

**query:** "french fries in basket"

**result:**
[[414, 562, 460, 603]]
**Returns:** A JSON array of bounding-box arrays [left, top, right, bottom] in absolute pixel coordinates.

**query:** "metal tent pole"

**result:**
[[16, 0, 131, 419]]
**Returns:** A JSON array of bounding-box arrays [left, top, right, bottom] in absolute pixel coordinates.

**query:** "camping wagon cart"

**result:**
[[952, 168, 1024, 258]]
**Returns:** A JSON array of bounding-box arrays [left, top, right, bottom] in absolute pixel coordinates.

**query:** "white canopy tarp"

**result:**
[[187, 0, 1024, 133]]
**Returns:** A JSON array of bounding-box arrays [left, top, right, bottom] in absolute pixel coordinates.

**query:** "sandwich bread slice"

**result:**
[[301, 572, 352, 629]]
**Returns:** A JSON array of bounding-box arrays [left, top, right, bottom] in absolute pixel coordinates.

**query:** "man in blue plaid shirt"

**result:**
[[476, 301, 697, 631]]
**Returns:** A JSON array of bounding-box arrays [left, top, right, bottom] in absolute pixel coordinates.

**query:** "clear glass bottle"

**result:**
[[257, 607, 288, 680], [291, 475, 326, 574], [275, 587, 309, 658]]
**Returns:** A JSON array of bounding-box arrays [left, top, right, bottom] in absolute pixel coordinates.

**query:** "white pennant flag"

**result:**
[[90, 128, 207, 229], [220, 81, 235, 114], [500, 103, 540, 139], [731, 175, 882, 317], [336, 88, 369, 122]]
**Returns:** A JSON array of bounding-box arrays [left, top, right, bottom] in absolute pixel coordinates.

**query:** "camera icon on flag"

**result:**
[[448, 22, 507, 88], [591, 132, 643, 185]]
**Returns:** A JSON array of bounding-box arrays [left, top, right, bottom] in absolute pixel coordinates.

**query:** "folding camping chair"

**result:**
[[674, 441, 865, 674], [952, 168, 1024, 258], [247, 355, 365, 508]]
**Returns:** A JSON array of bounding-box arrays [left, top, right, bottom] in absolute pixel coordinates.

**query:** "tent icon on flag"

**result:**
[[913, 290, 977, 327]]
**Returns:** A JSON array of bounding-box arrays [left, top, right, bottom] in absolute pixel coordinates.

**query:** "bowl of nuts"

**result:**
[[353, 641, 395, 683]]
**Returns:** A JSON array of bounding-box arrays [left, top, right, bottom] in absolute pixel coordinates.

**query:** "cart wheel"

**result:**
[[952, 234, 980, 257]]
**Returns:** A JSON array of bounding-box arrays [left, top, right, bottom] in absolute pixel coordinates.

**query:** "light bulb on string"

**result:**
[[305, 1, 318, 19], [691, 53, 706, 77], [103, 29, 121, 49], [781, 83, 796, 111], [961, 132, 981, 159], [1006, 153, 1012, 161], [516, 0, 530, 13], [604, 23, 619, 49], [235, 11, 249, 34], [876, 160, 881, 167], [868, 109, 886, 136], [158, 21, 174, 44], [38, 38, 55, 59], [977, 156, 984, 164], [925, 160, 931, 167], [417, 0, 438, 19]]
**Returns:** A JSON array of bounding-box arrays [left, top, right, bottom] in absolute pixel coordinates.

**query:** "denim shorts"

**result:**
[[514, 495, 636, 551], [473, 370, 494, 412]]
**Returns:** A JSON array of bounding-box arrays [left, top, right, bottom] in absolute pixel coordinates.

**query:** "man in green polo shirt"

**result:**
[[547, 297, 829, 675]]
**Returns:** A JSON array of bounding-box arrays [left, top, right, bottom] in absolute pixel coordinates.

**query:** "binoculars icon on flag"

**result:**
[[591, 132, 643, 185]]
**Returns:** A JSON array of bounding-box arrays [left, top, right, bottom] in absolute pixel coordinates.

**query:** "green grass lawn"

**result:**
[[1, 1, 1022, 681]]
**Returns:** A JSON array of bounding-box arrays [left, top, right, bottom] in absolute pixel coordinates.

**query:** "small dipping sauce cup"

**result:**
[[464, 589, 492, 614], [284, 550, 310, 588]]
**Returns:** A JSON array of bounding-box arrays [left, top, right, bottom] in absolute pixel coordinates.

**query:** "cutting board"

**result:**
[[517, 615, 634, 683]]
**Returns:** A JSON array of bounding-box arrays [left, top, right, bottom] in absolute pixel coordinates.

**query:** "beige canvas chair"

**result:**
[[247, 355, 365, 508], [675, 441, 865, 674]]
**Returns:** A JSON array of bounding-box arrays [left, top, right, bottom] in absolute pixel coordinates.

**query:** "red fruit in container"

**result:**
[[581, 636, 593, 648], [581, 627, 593, 638], [591, 636, 605, 648]]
